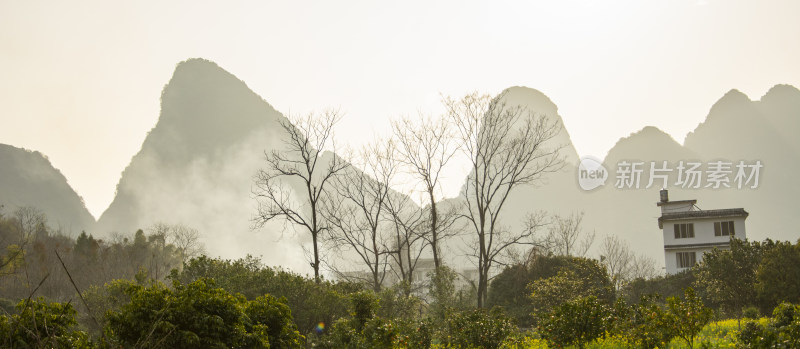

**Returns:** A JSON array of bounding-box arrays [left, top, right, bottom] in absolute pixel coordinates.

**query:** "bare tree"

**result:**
[[12, 206, 47, 241], [629, 253, 658, 280], [599, 234, 633, 290], [392, 114, 457, 268], [600, 234, 658, 288], [149, 223, 205, 265], [447, 92, 564, 307], [170, 225, 205, 264], [322, 140, 396, 291], [545, 211, 595, 257], [383, 185, 429, 295], [0, 207, 47, 279], [253, 111, 347, 282]]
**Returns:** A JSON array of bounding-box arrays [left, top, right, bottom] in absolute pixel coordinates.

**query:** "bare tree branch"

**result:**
[[252, 111, 347, 282], [447, 91, 564, 307], [392, 113, 457, 268]]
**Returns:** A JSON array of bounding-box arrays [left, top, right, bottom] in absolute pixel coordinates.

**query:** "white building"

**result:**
[[657, 189, 748, 274]]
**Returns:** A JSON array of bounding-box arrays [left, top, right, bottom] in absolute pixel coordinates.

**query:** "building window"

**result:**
[[676, 251, 697, 268], [714, 221, 735, 236], [673, 223, 695, 239]]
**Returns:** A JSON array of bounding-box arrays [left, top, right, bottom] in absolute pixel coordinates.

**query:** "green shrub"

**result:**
[[624, 294, 675, 349], [738, 302, 800, 348], [106, 278, 303, 348], [401, 318, 433, 349], [172, 255, 357, 334], [538, 296, 608, 349], [442, 308, 518, 349], [666, 287, 713, 349], [742, 306, 760, 319], [0, 298, 91, 348]]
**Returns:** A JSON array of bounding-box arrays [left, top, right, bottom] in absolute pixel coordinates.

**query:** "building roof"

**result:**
[[656, 199, 697, 207], [658, 208, 748, 228]]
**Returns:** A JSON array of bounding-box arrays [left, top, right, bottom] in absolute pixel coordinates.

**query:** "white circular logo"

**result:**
[[577, 156, 608, 191]]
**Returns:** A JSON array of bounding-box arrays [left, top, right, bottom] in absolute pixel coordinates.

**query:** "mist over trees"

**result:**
[[3, 59, 800, 347], [253, 111, 347, 282]]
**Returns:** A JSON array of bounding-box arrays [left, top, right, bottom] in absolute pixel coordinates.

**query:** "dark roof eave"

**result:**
[[658, 208, 749, 229], [656, 199, 697, 207], [664, 241, 732, 250]]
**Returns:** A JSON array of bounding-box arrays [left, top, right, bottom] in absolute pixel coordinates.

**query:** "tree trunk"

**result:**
[[312, 231, 320, 283], [429, 190, 440, 268]]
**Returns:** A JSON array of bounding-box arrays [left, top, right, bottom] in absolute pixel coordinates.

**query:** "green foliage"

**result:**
[[537, 296, 608, 349], [80, 278, 139, 337], [376, 283, 423, 321], [309, 290, 403, 349], [0, 216, 186, 305], [106, 278, 303, 348], [665, 287, 713, 349], [622, 269, 695, 305], [528, 257, 613, 320], [74, 231, 100, 260], [488, 263, 536, 327], [693, 238, 764, 317], [349, 291, 379, 331], [441, 308, 518, 349], [1, 244, 25, 277], [742, 306, 760, 319], [756, 240, 800, 308], [362, 316, 399, 348], [427, 266, 474, 321], [738, 302, 800, 348], [623, 294, 675, 349], [0, 297, 91, 348], [490, 255, 612, 328], [172, 255, 357, 334], [398, 318, 433, 349], [246, 294, 305, 348]]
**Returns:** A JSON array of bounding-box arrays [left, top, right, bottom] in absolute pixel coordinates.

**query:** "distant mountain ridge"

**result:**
[[94, 58, 311, 271], [0, 144, 95, 234], [2, 57, 799, 273]]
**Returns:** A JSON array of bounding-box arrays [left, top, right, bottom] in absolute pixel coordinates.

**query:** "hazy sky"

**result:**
[[1, 0, 798, 219]]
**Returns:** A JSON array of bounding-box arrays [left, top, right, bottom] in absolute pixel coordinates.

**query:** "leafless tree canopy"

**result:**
[[148, 222, 206, 265], [382, 183, 429, 295], [252, 111, 347, 281], [599, 234, 632, 290], [392, 114, 457, 268], [446, 91, 564, 307], [544, 211, 595, 258], [600, 234, 658, 289], [322, 140, 396, 291]]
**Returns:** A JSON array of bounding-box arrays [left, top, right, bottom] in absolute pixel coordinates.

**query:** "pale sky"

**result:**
[[1, 0, 798, 219]]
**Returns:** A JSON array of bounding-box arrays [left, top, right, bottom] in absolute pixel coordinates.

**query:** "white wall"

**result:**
[[662, 216, 747, 246], [661, 216, 746, 274]]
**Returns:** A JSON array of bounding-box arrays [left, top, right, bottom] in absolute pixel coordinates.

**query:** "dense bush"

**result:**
[[622, 269, 695, 305], [738, 302, 800, 348], [440, 307, 518, 349], [490, 255, 613, 327], [619, 295, 675, 349], [171, 255, 358, 334], [666, 287, 713, 349], [0, 298, 91, 348], [528, 257, 614, 321], [538, 296, 609, 349], [106, 278, 303, 348]]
